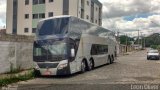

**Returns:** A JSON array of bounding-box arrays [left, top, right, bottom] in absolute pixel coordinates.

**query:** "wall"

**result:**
[[0, 35, 34, 74]]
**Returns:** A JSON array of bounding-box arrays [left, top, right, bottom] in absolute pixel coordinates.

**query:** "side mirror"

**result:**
[[71, 48, 75, 57]]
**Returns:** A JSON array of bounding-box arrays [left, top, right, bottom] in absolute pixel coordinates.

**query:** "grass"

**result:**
[[0, 70, 35, 86]]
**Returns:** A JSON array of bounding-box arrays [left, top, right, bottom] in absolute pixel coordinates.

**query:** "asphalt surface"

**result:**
[[6, 50, 160, 90]]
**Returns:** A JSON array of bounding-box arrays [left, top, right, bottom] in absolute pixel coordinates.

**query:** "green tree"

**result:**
[[145, 33, 160, 47], [119, 35, 134, 45]]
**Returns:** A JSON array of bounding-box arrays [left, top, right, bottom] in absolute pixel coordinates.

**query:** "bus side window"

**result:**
[[91, 45, 97, 55]]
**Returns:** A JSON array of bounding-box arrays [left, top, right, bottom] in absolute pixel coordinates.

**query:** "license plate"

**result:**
[[44, 70, 51, 75], [151, 57, 155, 58]]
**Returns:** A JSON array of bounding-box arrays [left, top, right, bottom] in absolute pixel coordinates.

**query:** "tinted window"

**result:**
[[25, 0, 29, 5], [49, 0, 54, 2], [91, 44, 108, 55], [39, 0, 45, 4], [32, 28, 36, 33], [33, 0, 38, 5], [25, 14, 29, 19], [13, 0, 18, 34], [33, 14, 38, 19], [24, 28, 29, 33], [38, 18, 69, 36], [39, 13, 45, 18], [48, 12, 53, 17], [63, 0, 69, 15]]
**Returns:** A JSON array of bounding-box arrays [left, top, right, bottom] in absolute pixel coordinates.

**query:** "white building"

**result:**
[[7, 0, 102, 35]]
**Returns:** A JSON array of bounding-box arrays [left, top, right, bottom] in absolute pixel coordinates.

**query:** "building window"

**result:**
[[87, 1, 89, 6], [49, 0, 54, 2], [39, 0, 45, 4], [24, 28, 29, 33], [25, 14, 29, 19], [13, 0, 18, 34], [33, 14, 38, 19], [32, 28, 36, 33], [25, 0, 29, 5], [39, 13, 45, 18], [86, 15, 89, 20], [33, 0, 38, 5], [48, 12, 53, 17]]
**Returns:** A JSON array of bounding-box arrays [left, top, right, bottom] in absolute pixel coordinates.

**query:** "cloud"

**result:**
[[0, 0, 6, 27], [103, 15, 160, 37], [99, 0, 160, 37], [101, 0, 160, 18]]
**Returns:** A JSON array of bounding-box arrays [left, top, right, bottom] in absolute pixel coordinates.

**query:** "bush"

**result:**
[[0, 70, 34, 86]]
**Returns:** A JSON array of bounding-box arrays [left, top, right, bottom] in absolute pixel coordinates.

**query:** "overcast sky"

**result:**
[[0, 0, 160, 36]]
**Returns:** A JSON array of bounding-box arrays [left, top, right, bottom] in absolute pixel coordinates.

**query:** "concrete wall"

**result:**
[[119, 44, 135, 55], [0, 35, 34, 74], [0, 41, 34, 74]]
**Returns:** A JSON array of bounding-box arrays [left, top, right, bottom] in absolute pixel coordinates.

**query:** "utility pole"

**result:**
[[144, 36, 146, 49], [125, 34, 128, 52], [140, 32, 143, 49], [138, 30, 140, 49]]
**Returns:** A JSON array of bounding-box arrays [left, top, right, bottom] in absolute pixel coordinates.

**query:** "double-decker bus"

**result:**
[[33, 16, 117, 76]]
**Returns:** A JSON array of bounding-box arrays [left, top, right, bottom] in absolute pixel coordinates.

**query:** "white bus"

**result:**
[[33, 16, 117, 76]]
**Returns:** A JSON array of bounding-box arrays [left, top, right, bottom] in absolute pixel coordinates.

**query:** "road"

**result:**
[[14, 50, 160, 90]]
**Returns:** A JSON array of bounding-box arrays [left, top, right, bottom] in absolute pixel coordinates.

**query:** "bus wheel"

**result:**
[[108, 56, 112, 64], [81, 60, 86, 73], [34, 69, 41, 77], [111, 55, 114, 64], [88, 59, 94, 71]]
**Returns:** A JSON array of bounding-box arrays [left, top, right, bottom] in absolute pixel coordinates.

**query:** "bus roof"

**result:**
[[39, 15, 113, 33], [39, 15, 72, 22]]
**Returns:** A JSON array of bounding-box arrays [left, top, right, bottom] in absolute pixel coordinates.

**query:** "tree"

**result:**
[[145, 33, 160, 47], [119, 35, 134, 45]]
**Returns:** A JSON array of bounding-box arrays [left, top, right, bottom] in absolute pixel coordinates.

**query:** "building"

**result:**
[[7, 0, 102, 36]]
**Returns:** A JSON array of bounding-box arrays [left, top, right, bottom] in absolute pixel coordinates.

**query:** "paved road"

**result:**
[[13, 50, 160, 90]]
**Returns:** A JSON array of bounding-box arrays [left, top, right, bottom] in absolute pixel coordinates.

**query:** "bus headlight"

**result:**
[[34, 63, 40, 70], [58, 63, 68, 70], [35, 65, 40, 70]]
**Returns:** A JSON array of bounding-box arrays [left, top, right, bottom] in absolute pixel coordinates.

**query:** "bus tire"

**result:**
[[34, 69, 41, 77], [88, 58, 94, 71], [81, 60, 87, 73], [111, 55, 114, 64], [108, 56, 111, 64]]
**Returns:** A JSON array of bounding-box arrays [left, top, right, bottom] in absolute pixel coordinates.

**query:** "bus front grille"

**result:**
[[38, 63, 59, 68]]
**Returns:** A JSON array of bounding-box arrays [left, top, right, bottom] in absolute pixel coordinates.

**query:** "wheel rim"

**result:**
[[81, 61, 86, 72], [108, 57, 110, 64], [111, 56, 114, 63], [89, 60, 93, 70], [109, 57, 111, 64]]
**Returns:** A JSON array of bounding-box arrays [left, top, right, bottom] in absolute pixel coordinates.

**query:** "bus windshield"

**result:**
[[37, 17, 69, 36], [33, 41, 67, 61], [48, 42, 67, 55]]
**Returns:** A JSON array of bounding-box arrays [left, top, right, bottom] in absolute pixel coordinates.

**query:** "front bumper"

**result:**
[[147, 55, 160, 60], [34, 65, 71, 76]]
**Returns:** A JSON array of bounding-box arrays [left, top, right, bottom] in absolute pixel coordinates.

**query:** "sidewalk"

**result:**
[[118, 50, 143, 57]]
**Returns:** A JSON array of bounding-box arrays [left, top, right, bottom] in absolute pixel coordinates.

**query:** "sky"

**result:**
[[0, 0, 160, 37]]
